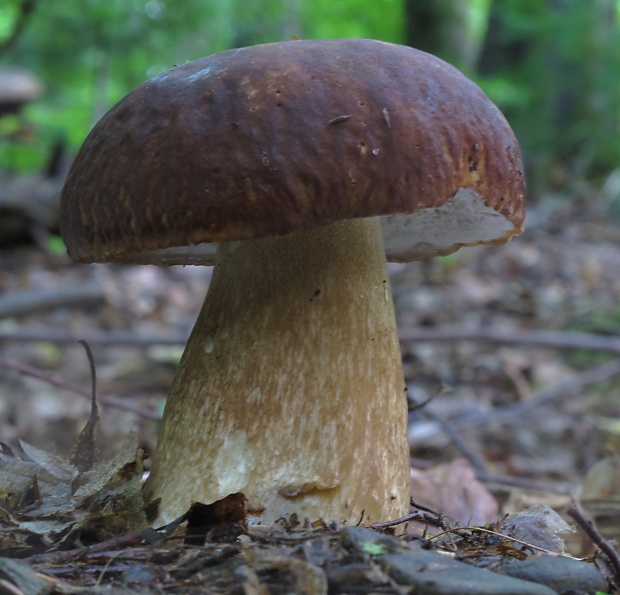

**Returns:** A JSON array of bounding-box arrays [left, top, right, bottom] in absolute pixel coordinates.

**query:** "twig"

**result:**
[[481, 472, 570, 494], [94, 549, 123, 588], [370, 511, 427, 529], [0, 285, 105, 318], [3, 325, 620, 353], [70, 340, 100, 471], [78, 340, 98, 408], [399, 326, 620, 354], [454, 359, 620, 429], [408, 390, 489, 479], [0, 355, 161, 420], [371, 500, 446, 530], [23, 529, 156, 566], [0, 328, 188, 346], [567, 499, 620, 583], [428, 525, 584, 558]]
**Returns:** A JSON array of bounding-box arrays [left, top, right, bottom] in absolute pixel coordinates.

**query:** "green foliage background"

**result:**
[[1, 0, 618, 195]]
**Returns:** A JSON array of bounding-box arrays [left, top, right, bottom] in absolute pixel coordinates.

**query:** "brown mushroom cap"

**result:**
[[60, 39, 525, 265]]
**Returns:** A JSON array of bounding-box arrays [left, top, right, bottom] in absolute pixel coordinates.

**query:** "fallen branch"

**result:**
[[3, 325, 620, 354], [409, 389, 489, 479], [0, 355, 161, 420], [0, 328, 188, 345], [23, 528, 161, 566], [399, 326, 620, 354], [0, 285, 106, 318]]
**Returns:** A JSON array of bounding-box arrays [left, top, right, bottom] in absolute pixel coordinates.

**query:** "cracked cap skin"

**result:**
[[60, 38, 525, 265]]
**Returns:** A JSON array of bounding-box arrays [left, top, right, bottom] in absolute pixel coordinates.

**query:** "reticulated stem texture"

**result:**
[[143, 217, 410, 527]]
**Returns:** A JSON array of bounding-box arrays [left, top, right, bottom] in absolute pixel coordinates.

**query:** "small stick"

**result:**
[[70, 340, 100, 471], [0, 355, 161, 420], [0, 285, 105, 319], [4, 325, 620, 352], [567, 499, 620, 582], [23, 529, 153, 566], [370, 500, 445, 530], [370, 511, 426, 529], [0, 328, 188, 345], [79, 339, 97, 406], [409, 389, 489, 479], [428, 525, 583, 558], [399, 326, 620, 354], [480, 472, 570, 493]]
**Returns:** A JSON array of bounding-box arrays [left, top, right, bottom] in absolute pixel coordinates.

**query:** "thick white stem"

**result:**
[[143, 218, 410, 527]]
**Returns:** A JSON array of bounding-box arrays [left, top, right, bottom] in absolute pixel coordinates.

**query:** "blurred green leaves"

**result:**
[[0, 0, 405, 173], [476, 0, 620, 189], [1, 0, 618, 192]]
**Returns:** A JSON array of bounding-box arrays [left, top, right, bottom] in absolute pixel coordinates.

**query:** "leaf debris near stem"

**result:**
[[70, 340, 100, 472]]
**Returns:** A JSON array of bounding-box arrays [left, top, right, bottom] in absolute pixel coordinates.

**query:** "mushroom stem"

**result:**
[[143, 217, 410, 527]]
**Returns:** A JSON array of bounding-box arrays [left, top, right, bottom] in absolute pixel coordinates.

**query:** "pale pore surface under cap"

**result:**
[[119, 187, 516, 266], [381, 187, 517, 262]]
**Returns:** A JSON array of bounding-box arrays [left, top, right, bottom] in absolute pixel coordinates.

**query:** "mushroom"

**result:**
[[60, 39, 525, 528], [0, 68, 43, 117]]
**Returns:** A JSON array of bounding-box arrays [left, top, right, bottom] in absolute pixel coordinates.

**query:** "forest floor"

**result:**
[[1, 194, 620, 592]]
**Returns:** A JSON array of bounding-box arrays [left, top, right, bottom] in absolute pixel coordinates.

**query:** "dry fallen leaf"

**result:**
[[0, 353, 148, 556], [410, 458, 499, 529], [0, 432, 146, 556]]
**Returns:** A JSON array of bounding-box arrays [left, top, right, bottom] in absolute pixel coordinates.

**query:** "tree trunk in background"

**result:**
[[404, 0, 476, 72], [574, 0, 618, 178], [478, 0, 619, 190], [231, 0, 302, 48], [477, 1, 528, 78]]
